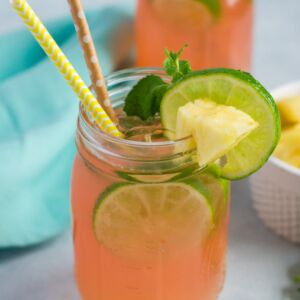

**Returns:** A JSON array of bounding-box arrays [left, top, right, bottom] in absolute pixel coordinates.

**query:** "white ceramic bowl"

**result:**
[[249, 81, 300, 244]]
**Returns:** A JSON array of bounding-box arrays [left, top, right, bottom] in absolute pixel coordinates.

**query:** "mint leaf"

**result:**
[[194, 0, 221, 19], [179, 60, 192, 75], [164, 45, 192, 83], [152, 84, 169, 114], [124, 75, 167, 121], [124, 45, 191, 120]]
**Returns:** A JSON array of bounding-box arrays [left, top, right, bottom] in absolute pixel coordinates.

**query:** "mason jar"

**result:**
[[71, 68, 230, 300], [136, 0, 253, 71]]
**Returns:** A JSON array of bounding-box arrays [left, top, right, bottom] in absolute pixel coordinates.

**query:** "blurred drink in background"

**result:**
[[136, 0, 253, 70]]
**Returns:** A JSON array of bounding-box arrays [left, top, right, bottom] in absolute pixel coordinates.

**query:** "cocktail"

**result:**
[[71, 69, 230, 300], [136, 0, 253, 70], [71, 50, 280, 299]]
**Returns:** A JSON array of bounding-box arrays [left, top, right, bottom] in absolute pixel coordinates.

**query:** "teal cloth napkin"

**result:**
[[0, 5, 132, 247]]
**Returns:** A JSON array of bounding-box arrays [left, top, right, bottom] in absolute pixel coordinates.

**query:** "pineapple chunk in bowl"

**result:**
[[274, 123, 300, 168], [249, 81, 300, 244]]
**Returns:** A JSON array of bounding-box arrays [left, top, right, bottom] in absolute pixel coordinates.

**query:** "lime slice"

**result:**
[[116, 166, 197, 183], [195, 0, 221, 18], [93, 180, 214, 261], [161, 69, 281, 179]]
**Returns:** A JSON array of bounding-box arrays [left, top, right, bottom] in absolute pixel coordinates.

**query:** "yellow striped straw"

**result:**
[[10, 0, 123, 138]]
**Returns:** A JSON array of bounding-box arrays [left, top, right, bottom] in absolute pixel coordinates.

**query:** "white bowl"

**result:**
[[249, 81, 300, 244]]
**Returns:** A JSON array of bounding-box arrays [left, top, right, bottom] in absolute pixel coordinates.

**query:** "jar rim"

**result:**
[[76, 67, 197, 171], [79, 67, 195, 151]]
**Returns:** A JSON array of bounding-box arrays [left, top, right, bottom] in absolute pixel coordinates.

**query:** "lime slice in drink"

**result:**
[[161, 69, 281, 179], [93, 180, 214, 261], [116, 172, 177, 183]]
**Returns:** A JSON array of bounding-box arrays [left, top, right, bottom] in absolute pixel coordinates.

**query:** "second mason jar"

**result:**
[[136, 0, 253, 70]]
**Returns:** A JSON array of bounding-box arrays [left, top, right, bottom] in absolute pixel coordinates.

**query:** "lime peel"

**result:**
[[161, 68, 280, 180]]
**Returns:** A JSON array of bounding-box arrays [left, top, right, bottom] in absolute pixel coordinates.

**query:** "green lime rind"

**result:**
[[92, 182, 131, 232], [117, 166, 228, 206], [117, 164, 213, 184], [115, 171, 141, 183], [221, 179, 229, 203], [161, 68, 281, 180], [116, 171, 187, 183], [170, 165, 198, 181], [205, 163, 222, 178], [182, 178, 212, 205], [116, 163, 199, 183], [182, 177, 216, 223], [218, 178, 229, 205], [194, 0, 221, 19], [203, 165, 230, 203]]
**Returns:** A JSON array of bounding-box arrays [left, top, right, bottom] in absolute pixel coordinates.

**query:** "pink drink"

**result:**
[[136, 0, 253, 70], [71, 69, 230, 300]]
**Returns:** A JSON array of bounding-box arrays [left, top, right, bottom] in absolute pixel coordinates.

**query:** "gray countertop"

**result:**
[[0, 0, 300, 299]]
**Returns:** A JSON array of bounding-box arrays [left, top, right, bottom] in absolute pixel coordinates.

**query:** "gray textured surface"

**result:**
[[0, 0, 300, 299]]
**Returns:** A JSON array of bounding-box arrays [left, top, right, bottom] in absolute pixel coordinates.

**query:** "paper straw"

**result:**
[[67, 0, 117, 123], [10, 0, 123, 138]]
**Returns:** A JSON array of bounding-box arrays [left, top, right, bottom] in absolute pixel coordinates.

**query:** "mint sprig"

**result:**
[[124, 75, 168, 121], [124, 46, 192, 121], [164, 45, 192, 83], [194, 0, 221, 19]]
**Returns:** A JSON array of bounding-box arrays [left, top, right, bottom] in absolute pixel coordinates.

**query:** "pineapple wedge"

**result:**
[[176, 101, 217, 151], [277, 96, 300, 127], [176, 100, 259, 167], [274, 123, 300, 168]]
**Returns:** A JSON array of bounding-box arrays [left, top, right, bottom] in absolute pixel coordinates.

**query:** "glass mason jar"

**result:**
[[71, 68, 230, 300], [136, 0, 253, 70]]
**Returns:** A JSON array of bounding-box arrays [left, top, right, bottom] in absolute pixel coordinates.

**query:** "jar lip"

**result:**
[[79, 67, 195, 150], [106, 67, 164, 81], [79, 106, 193, 148]]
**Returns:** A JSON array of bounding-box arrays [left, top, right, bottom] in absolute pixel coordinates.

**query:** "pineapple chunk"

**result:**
[[277, 96, 300, 127], [176, 100, 259, 167], [176, 100, 217, 151], [274, 123, 300, 168]]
